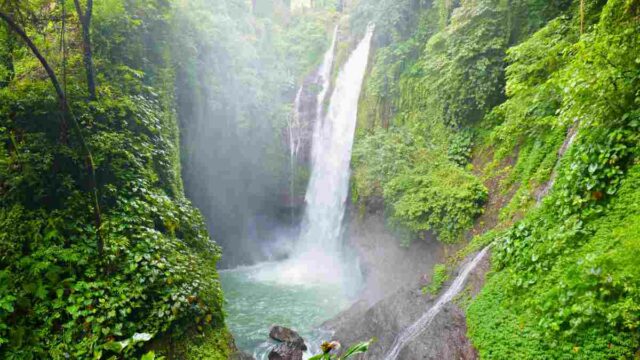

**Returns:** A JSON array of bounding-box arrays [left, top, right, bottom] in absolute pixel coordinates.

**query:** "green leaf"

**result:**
[[341, 339, 374, 359], [102, 339, 129, 353], [308, 355, 330, 360], [141, 351, 155, 360]]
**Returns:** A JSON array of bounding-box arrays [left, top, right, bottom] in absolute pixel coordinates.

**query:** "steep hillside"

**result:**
[[349, 0, 639, 358]]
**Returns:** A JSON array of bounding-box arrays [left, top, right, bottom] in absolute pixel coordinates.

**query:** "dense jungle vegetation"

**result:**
[[0, 0, 335, 358], [351, 0, 639, 358], [1, 0, 638, 358]]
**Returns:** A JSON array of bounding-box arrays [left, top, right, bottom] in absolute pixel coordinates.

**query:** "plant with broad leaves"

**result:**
[[309, 339, 374, 360]]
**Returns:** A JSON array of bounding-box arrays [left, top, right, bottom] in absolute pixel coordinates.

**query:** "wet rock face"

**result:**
[[268, 325, 307, 360]]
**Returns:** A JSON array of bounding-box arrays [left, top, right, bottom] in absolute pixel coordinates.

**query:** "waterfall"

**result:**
[[292, 25, 374, 283], [384, 247, 491, 360], [535, 123, 579, 203], [257, 26, 374, 286], [314, 26, 339, 128]]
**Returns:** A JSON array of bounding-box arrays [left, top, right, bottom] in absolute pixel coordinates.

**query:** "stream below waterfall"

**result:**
[[220, 264, 354, 358]]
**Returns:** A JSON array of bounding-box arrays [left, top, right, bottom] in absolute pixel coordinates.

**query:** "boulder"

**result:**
[[268, 325, 307, 351], [268, 343, 304, 360]]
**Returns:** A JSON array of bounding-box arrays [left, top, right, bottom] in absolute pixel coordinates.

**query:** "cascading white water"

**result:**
[[535, 123, 579, 203], [384, 247, 491, 360], [256, 26, 374, 286], [289, 25, 374, 284]]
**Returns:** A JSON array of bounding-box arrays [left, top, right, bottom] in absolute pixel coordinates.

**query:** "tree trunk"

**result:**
[[0, 11, 103, 257], [73, 0, 96, 100]]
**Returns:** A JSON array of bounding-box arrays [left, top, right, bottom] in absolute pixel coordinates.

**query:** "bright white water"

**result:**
[[535, 123, 579, 203], [384, 247, 491, 360], [255, 26, 374, 286], [314, 26, 338, 126], [222, 27, 375, 357]]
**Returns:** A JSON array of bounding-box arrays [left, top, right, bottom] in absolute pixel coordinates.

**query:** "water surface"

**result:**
[[221, 262, 352, 358]]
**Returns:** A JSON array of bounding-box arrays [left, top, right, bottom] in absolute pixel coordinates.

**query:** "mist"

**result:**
[[173, 0, 327, 268]]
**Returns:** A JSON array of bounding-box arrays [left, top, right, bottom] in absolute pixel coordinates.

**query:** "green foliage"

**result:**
[[384, 161, 487, 243], [447, 129, 475, 166], [402, 0, 509, 128], [353, 0, 639, 357], [352, 126, 487, 244], [422, 264, 448, 295], [0, 88, 226, 358], [281, 12, 335, 77], [352, 0, 541, 244], [181, 327, 234, 360]]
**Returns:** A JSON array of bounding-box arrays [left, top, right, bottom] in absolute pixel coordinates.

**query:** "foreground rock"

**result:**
[[268, 325, 307, 360], [269, 325, 307, 350], [268, 343, 304, 360]]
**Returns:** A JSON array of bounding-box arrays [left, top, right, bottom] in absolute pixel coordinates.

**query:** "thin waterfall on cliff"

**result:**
[[314, 26, 339, 128], [287, 27, 338, 226], [288, 88, 304, 225], [384, 246, 491, 360]]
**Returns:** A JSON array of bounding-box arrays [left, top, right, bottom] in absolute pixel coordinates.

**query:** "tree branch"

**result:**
[[72, 0, 84, 21], [73, 0, 96, 100]]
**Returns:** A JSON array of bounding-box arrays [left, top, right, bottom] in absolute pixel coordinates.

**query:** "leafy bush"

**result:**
[[384, 161, 487, 243], [0, 84, 226, 358], [352, 126, 487, 244], [447, 130, 475, 166]]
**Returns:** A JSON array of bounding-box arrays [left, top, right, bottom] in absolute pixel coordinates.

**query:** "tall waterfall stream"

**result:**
[[220, 27, 374, 358]]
